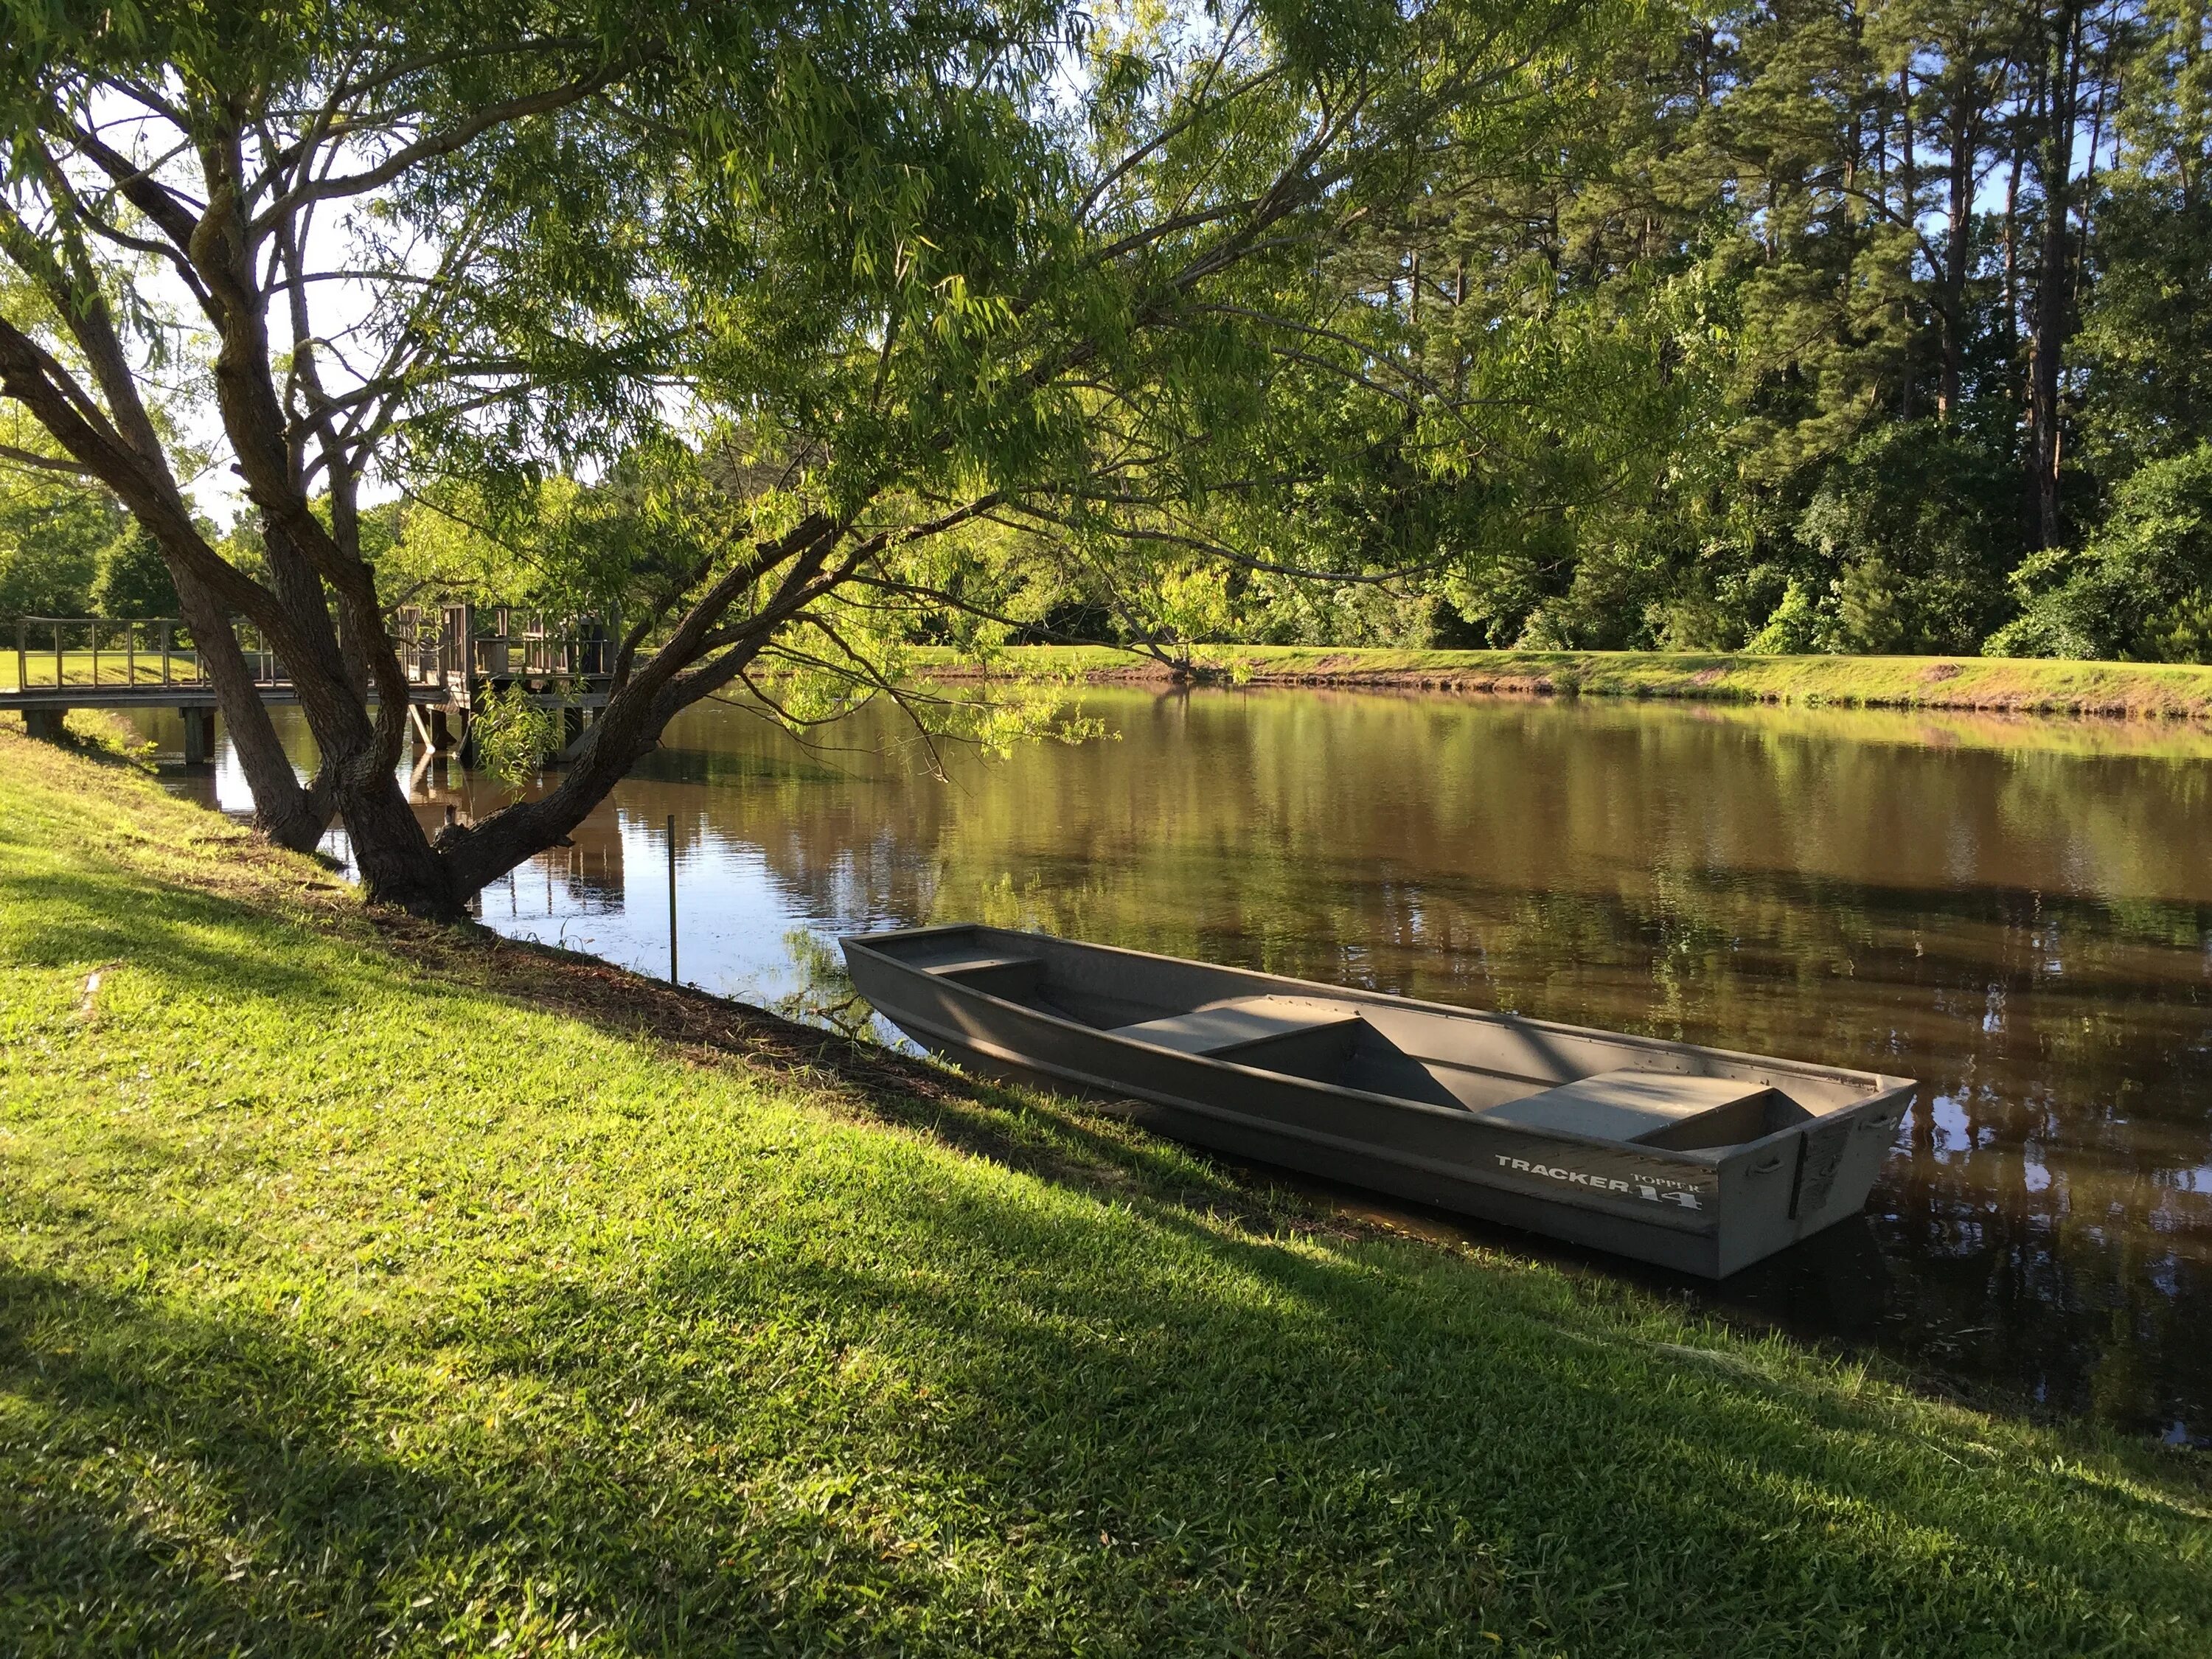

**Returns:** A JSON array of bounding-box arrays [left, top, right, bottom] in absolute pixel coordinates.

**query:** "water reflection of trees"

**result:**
[[653, 689, 2211, 1439]]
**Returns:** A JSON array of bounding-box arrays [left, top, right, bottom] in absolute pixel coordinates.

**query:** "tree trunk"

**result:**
[[181, 150, 456, 913], [341, 765, 459, 916], [268, 611, 456, 914], [1899, 67, 1919, 422], [431, 518, 844, 903], [2003, 125, 2023, 421], [1939, 97, 1975, 423], [2027, 0, 2083, 549], [438, 703, 670, 901], [169, 574, 328, 851]]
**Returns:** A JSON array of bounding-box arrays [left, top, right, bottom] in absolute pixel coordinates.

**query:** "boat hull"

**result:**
[[844, 926, 1911, 1279]]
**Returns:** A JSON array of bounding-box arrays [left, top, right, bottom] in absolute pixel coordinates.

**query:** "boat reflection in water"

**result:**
[[151, 686, 2212, 1444]]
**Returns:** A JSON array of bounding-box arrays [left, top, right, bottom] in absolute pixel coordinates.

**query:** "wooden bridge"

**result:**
[[4, 606, 613, 762]]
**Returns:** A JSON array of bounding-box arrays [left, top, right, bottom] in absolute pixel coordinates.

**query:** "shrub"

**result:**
[[469, 684, 565, 787], [1989, 444, 2212, 661], [1790, 423, 2017, 654]]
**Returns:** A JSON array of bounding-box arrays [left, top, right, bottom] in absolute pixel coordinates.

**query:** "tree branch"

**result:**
[[250, 58, 637, 232]]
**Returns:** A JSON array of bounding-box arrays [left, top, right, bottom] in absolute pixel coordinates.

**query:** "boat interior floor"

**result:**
[[1108, 995, 1368, 1078], [914, 950, 1803, 1153], [1471, 1071, 1782, 1150]]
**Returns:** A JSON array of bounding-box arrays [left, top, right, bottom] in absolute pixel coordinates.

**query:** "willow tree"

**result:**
[[0, 0, 1601, 916]]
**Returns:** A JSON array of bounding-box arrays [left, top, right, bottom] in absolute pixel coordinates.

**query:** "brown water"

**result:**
[[142, 687, 2212, 1442]]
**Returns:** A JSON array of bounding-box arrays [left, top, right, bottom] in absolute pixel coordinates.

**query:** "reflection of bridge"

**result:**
[[5, 606, 613, 762]]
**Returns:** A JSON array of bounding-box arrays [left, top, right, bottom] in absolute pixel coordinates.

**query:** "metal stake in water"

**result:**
[[667, 813, 678, 984]]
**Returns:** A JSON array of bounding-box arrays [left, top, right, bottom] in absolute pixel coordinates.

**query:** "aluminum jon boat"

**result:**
[[841, 924, 1913, 1277]]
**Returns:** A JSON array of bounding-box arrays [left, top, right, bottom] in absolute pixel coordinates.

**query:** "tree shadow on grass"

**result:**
[[1, 1265, 447, 1654], [498, 1192, 2212, 1647], [5, 1167, 2208, 1658], [0, 1259, 877, 1655], [387, 918, 1328, 1243], [0, 858, 386, 1012]]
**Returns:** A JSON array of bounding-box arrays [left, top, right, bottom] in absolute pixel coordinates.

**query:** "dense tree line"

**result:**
[[0, 468, 175, 627], [1306, 0, 2212, 658], [596, 0, 2212, 664]]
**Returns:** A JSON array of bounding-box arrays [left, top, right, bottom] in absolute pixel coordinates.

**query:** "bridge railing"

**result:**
[[10, 616, 282, 693], [392, 604, 616, 693]]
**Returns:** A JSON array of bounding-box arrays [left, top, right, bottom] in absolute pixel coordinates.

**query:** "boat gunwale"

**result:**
[[841, 925, 1916, 1172]]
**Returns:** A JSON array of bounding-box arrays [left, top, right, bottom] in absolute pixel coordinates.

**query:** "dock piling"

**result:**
[[181, 706, 216, 765]]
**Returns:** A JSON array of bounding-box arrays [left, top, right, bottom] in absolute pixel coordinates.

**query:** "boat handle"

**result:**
[[1749, 1154, 1787, 1175]]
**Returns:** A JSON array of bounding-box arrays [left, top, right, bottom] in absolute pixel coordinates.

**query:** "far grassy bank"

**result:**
[[2, 728, 2208, 1655], [18, 638, 2212, 717], [925, 644, 2212, 718]]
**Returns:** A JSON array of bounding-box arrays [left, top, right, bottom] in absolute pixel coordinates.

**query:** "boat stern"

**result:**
[[1710, 1077, 1913, 1276]]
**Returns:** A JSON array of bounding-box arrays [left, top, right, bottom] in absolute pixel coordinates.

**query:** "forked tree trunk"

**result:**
[[339, 765, 459, 914], [257, 603, 456, 915]]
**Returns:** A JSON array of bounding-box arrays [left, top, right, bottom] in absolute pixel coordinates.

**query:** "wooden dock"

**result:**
[[4, 607, 613, 762]]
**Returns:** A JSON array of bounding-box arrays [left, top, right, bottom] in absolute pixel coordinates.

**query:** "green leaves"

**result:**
[[469, 681, 567, 788], [1993, 443, 2212, 661]]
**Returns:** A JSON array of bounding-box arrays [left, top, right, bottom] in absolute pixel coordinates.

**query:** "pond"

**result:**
[[137, 685, 2212, 1444]]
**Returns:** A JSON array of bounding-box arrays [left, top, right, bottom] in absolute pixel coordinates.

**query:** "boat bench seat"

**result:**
[[1471, 1069, 1774, 1147], [1110, 995, 1363, 1057], [919, 950, 1046, 977], [906, 945, 1049, 1000]]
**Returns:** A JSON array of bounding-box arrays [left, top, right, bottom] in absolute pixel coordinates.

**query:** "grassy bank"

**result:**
[[1, 729, 2207, 1656], [929, 644, 2212, 718], [15, 639, 2212, 716]]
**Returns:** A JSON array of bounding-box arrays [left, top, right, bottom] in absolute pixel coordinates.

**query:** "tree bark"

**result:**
[[170, 572, 328, 851], [2026, 0, 2084, 549], [1899, 66, 1919, 422], [1939, 92, 1976, 423], [185, 131, 456, 914], [2003, 116, 2023, 424]]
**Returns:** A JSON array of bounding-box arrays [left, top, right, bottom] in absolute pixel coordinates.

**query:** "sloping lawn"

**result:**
[[1, 726, 2205, 1656]]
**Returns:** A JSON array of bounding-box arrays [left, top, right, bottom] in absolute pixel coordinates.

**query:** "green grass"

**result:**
[[1, 728, 2207, 1657], [925, 643, 2212, 719]]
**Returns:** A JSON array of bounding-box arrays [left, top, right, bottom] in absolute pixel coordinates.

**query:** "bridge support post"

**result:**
[[428, 706, 457, 751], [181, 706, 217, 765], [24, 707, 67, 743]]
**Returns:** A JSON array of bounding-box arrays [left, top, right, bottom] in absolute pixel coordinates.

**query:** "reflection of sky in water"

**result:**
[[141, 688, 2212, 1444], [1927, 1094, 1974, 1155], [480, 819, 807, 1004], [201, 729, 883, 1018]]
